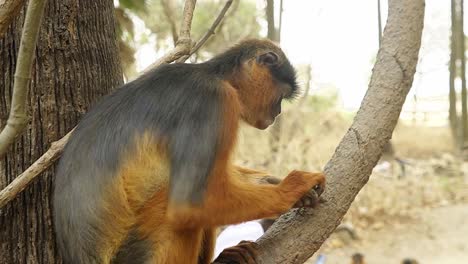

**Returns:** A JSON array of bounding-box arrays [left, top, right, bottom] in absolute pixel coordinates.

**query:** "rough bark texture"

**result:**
[[0, 0, 26, 38], [0, 0, 122, 263], [255, 0, 425, 263]]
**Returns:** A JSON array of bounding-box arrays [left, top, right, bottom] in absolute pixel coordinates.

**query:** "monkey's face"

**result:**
[[238, 51, 298, 130]]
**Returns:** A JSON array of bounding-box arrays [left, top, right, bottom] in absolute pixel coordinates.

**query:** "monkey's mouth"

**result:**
[[256, 118, 275, 130]]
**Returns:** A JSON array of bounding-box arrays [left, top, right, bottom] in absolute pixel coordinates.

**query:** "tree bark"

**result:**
[[0, 0, 26, 38], [255, 0, 425, 263], [0, 0, 122, 263]]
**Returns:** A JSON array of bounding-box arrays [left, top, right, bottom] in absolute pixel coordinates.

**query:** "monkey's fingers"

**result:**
[[213, 241, 259, 264], [293, 183, 326, 209]]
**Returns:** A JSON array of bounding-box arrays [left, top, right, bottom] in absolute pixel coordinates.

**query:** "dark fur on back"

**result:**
[[53, 38, 298, 263], [54, 62, 225, 263]]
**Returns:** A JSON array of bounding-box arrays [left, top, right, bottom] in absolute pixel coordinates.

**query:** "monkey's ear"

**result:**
[[257, 52, 279, 66]]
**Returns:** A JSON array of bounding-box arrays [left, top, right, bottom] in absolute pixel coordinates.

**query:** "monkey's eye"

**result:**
[[257, 52, 279, 66]]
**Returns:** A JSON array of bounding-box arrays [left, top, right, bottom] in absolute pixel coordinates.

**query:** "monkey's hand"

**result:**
[[213, 240, 259, 264], [279, 170, 326, 210], [259, 174, 325, 209]]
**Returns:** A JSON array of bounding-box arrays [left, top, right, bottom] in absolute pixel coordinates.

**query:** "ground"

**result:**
[[310, 203, 468, 264]]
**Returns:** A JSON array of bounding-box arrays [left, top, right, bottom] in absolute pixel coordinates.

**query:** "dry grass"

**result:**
[[234, 108, 351, 177], [392, 122, 455, 159], [234, 102, 456, 177]]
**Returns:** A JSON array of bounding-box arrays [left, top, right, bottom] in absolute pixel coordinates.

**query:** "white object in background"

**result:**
[[213, 221, 265, 259]]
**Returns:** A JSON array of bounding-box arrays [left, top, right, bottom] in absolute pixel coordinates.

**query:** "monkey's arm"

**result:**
[[233, 165, 281, 185], [234, 165, 323, 209], [167, 166, 325, 229]]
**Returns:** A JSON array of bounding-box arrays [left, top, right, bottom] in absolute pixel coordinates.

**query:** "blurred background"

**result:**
[[114, 0, 468, 263]]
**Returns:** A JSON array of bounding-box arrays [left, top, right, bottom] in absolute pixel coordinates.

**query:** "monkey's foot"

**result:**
[[213, 240, 259, 264]]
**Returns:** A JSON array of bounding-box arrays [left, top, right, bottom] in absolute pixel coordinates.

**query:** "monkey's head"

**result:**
[[217, 39, 299, 130]]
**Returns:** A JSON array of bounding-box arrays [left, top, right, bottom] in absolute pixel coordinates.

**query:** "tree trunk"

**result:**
[[266, 0, 276, 41], [450, 0, 458, 138], [255, 0, 424, 262], [458, 0, 468, 145], [278, 0, 283, 43], [449, 0, 460, 141], [265, 0, 283, 167], [377, 0, 383, 46], [0, 0, 122, 263]]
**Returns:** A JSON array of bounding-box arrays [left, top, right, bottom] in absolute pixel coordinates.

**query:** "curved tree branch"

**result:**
[[255, 0, 425, 263], [0, 0, 48, 158], [0, 130, 73, 208]]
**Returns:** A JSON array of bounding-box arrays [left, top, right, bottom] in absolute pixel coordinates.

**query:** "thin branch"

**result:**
[[178, 0, 233, 62], [178, 0, 196, 41], [0, 0, 48, 158], [255, 0, 425, 263], [190, 0, 233, 56], [161, 0, 179, 45], [144, 0, 197, 70], [0, 0, 201, 209], [0, 130, 73, 208], [0, 0, 26, 38]]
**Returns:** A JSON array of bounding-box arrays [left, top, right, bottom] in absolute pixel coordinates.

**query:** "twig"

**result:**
[[0, 0, 26, 38], [0, 0, 48, 158], [178, 0, 233, 63], [0, 0, 200, 209], [0, 130, 73, 208], [192, 0, 233, 56], [161, 0, 179, 45]]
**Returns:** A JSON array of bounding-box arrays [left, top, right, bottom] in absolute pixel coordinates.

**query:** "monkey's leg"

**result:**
[[134, 192, 206, 264], [167, 169, 325, 229], [140, 222, 204, 264]]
